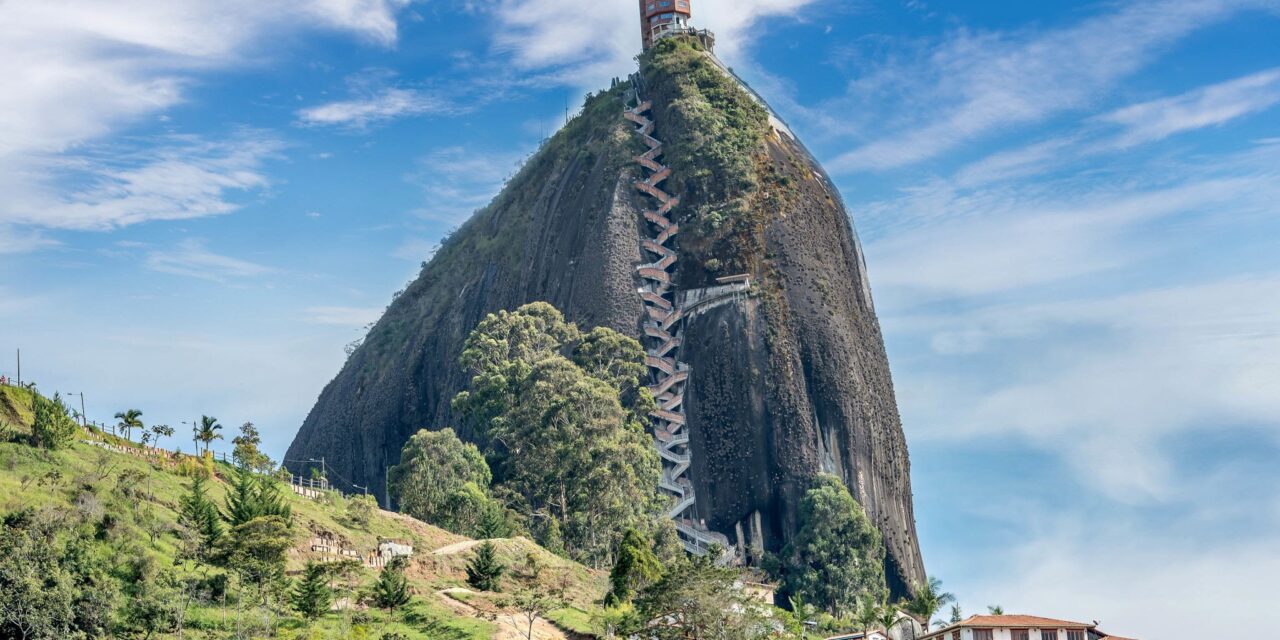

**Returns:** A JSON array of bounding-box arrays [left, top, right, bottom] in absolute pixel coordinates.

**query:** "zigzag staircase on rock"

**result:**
[[624, 97, 732, 556]]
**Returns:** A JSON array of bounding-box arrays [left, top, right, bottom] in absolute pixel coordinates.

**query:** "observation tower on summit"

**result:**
[[639, 0, 713, 51]]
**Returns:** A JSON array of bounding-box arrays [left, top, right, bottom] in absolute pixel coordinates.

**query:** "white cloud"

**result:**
[[827, 0, 1277, 173], [955, 511, 1280, 638], [488, 0, 817, 89], [0, 0, 413, 235], [865, 171, 1278, 301], [1, 133, 282, 231], [144, 239, 273, 281], [1099, 66, 1280, 147], [297, 87, 455, 127], [303, 306, 382, 326]]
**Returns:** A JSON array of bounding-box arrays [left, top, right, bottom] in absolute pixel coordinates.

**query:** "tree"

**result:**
[[370, 556, 412, 616], [179, 474, 223, 558], [503, 587, 561, 640], [452, 302, 662, 565], [292, 561, 333, 621], [950, 603, 963, 624], [218, 516, 292, 606], [631, 555, 776, 640], [150, 423, 174, 450], [194, 415, 223, 455], [903, 576, 955, 631], [232, 421, 272, 472], [114, 408, 144, 442], [782, 474, 887, 617], [31, 392, 78, 450], [0, 508, 116, 639], [224, 467, 291, 527], [387, 428, 494, 535], [988, 605, 1004, 615], [466, 541, 505, 592], [606, 529, 663, 607]]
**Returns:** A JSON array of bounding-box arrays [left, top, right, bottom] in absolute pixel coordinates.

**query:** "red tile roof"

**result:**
[[919, 615, 1098, 639]]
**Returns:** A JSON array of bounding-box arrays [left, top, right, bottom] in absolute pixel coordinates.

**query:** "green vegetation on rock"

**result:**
[[781, 474, 888, 617]]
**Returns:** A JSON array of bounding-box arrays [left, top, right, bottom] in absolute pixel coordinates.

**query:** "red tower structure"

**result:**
[[639, 0, 693, 50]]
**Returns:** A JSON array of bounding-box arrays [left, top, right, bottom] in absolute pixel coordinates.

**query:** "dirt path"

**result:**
[[432, 538, 488, 555], [436, 587, 568, 640]]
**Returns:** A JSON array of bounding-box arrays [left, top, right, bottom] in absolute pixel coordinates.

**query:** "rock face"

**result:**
[[287, 36, 925, 596]]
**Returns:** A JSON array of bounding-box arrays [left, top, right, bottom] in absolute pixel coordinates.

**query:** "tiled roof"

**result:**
[[920, 615, 1098, 639], [958, 614, 1094, 628]]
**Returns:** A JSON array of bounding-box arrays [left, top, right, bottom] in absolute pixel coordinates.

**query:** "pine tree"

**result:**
[[223, 467, 261, 526], [474, 502, 507, 539], [179, 475, 223, 554], [371, 557, 412, 616], [224, 467, 291, 527], [291, 561, 332, 620], [466, 541, 505, 592], [256, 475, 292, 521]]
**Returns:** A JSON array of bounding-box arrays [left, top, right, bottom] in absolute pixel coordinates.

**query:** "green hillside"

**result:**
[[0, 386, 607, 640]]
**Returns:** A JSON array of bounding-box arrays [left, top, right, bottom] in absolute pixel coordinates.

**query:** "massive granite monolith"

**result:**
[[287, 35, 926, 596]]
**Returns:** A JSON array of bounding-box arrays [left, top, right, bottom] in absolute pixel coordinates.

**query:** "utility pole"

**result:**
[[65, 392, 86, 428], [15, 348, 19, 386]]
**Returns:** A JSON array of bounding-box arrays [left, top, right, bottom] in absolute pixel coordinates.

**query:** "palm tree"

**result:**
[[114, 409, 144, 442], [904, 576, 956, 631], [856, 597, 880, 638], [874, 602, 904, 636], [195, 415, 223, 455], [988, 605, 1004, 615]]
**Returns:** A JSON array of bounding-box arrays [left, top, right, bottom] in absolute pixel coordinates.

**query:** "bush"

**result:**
[[31, 392, 77, 449]]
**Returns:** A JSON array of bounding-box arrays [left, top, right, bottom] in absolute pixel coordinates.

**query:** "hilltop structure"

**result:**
[[289, 5, 927, 597]]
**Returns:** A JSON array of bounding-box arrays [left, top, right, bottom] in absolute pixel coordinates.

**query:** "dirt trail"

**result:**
[[432, 538, 488, 555], [436, 587, 568, 640]]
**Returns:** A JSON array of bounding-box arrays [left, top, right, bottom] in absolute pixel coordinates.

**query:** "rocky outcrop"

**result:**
[[288, 36, 925, 597]]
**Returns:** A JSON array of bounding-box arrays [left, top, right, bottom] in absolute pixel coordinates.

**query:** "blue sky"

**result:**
[[2, 0, 1278, 635]]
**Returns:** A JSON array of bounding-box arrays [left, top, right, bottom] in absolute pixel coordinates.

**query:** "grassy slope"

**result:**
[[0, 389, 608, 639]]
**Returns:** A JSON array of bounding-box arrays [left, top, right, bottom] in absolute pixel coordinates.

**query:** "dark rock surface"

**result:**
[[288, 44, 926, 596]]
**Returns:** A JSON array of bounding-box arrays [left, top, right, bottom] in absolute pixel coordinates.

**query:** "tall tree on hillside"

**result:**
[[224, 467, 291, 527], [194, 415, 223, 455], [179, 474, 223, 558], [903, 576, 955, 631], [388, 427, 495, 535], [232, 421, 272, 472], [782, 474, 887, 617], [452, 302, 662, 565], [114, 408, 144, 442]]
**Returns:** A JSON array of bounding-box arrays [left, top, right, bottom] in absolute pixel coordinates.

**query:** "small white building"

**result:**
[[377, 538, 413, 559], [918, 615, 1136, 640]]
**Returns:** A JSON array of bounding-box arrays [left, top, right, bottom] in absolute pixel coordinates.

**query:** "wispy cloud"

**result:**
[[406, 146, 529, 224], [826, 0, 1274, 173], [144, 239, 273, 281], [303, 306, 382, 327], [0, 133, 282, 232], [298, 87, 456, 128], [1099, 66, 1280, 147]]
